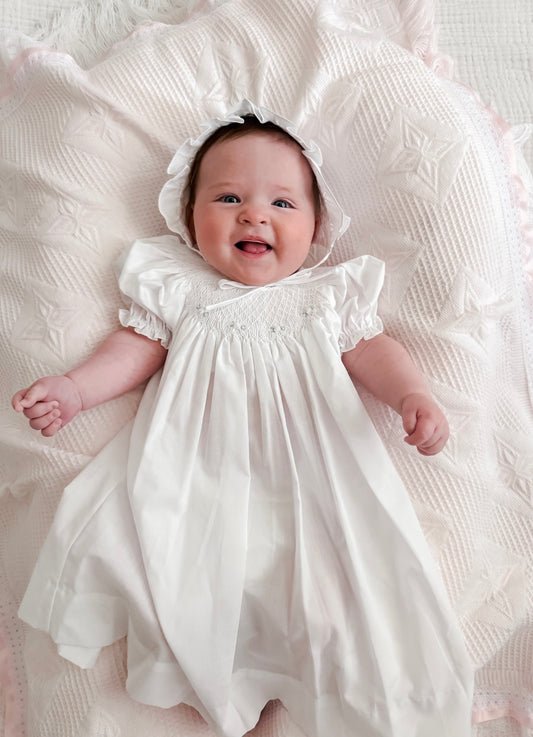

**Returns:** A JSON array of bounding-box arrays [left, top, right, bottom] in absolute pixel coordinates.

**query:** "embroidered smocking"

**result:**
[[183, 278, 329, 342]]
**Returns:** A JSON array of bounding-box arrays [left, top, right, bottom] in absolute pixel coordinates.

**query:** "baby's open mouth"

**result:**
[[235, 241, 272, 254]]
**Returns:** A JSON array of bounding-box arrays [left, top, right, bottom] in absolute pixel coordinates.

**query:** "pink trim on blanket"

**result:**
[[419, 70, 533, 727], [473, 706, 533, 728], [0, 627, 22, 737], [470, 98, 533, 725], [434, 78, 533, 286], [443, 77, 533, 409], [484, 96, 533, 405], [499, 121, 533, 284]]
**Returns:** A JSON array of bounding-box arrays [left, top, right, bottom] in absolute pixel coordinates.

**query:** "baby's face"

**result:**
[[189, 132, 318, 286]]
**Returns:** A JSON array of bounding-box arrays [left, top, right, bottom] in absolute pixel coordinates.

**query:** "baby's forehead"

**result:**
[[201, 131, 311, 175], [210, 129, 300, 155], [188, 125, 321, 213]]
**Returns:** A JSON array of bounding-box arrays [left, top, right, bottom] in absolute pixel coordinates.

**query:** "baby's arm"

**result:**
[[342, 333, 449, 455], [12, 328, 168, 437]]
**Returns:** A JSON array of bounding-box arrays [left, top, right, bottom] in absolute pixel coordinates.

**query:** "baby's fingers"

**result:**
[[29, 409, 62, 434], [404, 416, 449, 456], [40, 417, 63, 437], [12, 388, 31, 412], [401, 403, 418, 437], [415, 429, 448, 456], [404, 414, 436, 447], [12, 383, 49, 411], [22, 400, 59, 420]]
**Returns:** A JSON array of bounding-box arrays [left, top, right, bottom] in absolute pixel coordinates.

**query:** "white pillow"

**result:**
[[1, 0, 532, 731]]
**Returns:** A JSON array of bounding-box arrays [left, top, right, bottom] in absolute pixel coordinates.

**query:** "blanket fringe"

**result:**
[[19, 0, 454, 75], [33, 0, 191, 66]]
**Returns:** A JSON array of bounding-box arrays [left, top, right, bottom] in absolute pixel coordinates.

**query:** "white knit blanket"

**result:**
[[0, 1, 532, 736]]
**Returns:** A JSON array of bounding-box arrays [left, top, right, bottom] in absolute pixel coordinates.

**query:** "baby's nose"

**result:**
[[239, 204, 268, 225]]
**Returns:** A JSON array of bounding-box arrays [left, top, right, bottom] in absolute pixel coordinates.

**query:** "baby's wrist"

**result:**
[[63, 372, 85, 412], [401, 390, 428, 403], [400, 391, 434, 415]]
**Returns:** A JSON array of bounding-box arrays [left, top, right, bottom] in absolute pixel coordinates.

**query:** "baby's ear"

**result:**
[[312, 215, 322, 243], [186, 203, 196, 241]]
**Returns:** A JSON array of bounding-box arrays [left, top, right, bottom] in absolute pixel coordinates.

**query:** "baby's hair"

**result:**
[[186, 116, 323, 225]]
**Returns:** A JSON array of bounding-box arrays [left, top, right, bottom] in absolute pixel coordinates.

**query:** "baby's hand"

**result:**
[[12, 375, 83, 437], [401, 393, 449, 456]]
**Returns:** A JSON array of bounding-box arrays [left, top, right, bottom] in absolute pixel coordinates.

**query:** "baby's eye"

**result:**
[[219, 194, 240, 204], [273, 199, 292, 209]]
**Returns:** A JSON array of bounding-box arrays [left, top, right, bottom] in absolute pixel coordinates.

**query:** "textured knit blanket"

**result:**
[[0, 1, 532, 736]]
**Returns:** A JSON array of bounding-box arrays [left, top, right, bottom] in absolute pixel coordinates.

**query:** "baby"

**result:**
[[13, 117, 447, 453], [14, 104, 472, 737]]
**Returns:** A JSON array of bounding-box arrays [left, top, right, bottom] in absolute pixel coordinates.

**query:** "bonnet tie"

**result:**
[[203, 266, 335, 312]]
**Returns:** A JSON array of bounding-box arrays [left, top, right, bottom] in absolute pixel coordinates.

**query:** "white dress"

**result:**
[[19, 236, 473, 737]]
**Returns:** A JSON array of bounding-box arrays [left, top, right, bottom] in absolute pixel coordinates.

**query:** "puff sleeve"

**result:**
[[334, 255, 385, 352], [117, 235, 191, 348]]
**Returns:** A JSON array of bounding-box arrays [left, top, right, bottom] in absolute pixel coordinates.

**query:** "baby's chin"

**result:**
[[228, 266, 307, 287]]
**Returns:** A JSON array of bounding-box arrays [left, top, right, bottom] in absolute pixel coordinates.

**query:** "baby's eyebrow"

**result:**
[[205, 181, 237, 191], [203, 182, 300, 197]]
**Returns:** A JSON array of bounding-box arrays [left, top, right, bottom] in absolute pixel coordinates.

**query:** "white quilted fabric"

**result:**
[[0, 1, 532, 736], [435, 0, 533, 175]]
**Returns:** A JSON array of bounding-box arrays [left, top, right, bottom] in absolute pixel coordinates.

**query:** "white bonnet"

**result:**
[[158, 99, 350, 270]]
